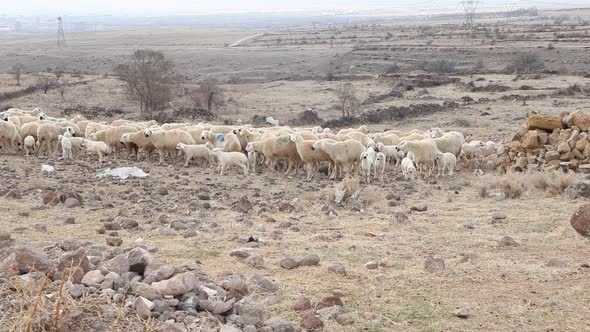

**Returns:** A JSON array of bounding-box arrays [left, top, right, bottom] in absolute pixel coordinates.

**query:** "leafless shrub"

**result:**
[[334, 83, 360, 118], [35, 76, 57, 94], [454, 118, 471, 127], [56, 82, 66, 100], [114, 49, 175, 118], [11, 63, 25, 86], [418, 59, 456, 73], [558, 64, 569, 75], [189, 79, 225, 112], [508, 53, 544, 74]]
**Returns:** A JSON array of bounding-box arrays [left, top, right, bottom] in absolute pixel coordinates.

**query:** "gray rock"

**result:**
[[3, 246, 55, 274], [134, 296, 154, 320], [454, 306, 471, 318], [298, 254, 320, 267], [69, 284, 87, 298], [292, 295, 311, 311], [328, 263, 346, 275], [246, 254, 265, 269], [143, 262, 175, 284], [280, 257, 299, 270], [410, 204, 427, 212], [492, 212, 507, 220], [498, 236, 519, 247], [106, 237, 123, 247], [81, 270, 104, 286], [127, 247, 153, 274], [130, 281, 163, 300], [365, 261, 379, 270], [99, 254, 130, 275], [151, 271, 202, 296], [230, 248, 252, 259], [250, 275, 278, 293]]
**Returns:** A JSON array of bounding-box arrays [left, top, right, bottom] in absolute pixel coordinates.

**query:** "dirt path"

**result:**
[[229, 33, 265, 47]]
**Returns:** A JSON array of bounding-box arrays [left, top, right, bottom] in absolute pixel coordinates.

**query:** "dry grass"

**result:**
[[478, 170, 580, 199]]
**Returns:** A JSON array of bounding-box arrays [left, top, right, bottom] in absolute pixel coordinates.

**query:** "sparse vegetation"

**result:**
[[113, 49, 175, 118], [508, 52, 544, 74], [189, 79, 226, 113], [334, 83, 361, 118], [11, 63, 25, 86]]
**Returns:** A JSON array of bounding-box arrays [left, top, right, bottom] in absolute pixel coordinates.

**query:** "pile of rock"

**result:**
[[2, 244, 297, 332], [499, 111, 590, 172]]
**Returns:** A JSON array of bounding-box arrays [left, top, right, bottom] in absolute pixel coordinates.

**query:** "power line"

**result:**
[[57, 16, 66, 48]]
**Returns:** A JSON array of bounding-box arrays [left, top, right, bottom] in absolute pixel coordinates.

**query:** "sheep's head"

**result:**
[[323, 128, 332, 134], [435, 152, 443, 161], [38, 113, 47, 120], [397, 140, 407, 150], [232, 129, 239, 135], [120, 134, 129, 144], [143, 129, 153, 138], [289, 133, 302, 143], [311, 126, 322, 134], [88, 133, 97, 141], [245, 142, 253, 152], [360, 152, 369, 161], [376, 153, 385, 162], [366, 139, 376, 149], [359, 125, 369, 134], [200, 131, 212, 140], [176, 143, 185, 150], [65, 126, 75, 136], [311, 141, 323, 151], [376, 142, 384, 151]]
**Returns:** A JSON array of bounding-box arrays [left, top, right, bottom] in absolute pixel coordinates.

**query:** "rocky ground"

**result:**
[[1, 151, 590, 331]]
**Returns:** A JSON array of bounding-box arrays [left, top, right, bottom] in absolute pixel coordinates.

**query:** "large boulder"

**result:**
[[59, 248, 92, 273], [99, 254, 130, 275], [130, 281, 163, 301], [3, 246, 55, 274], [528, 114, 563, 131], [151, 271, 202, 296], [571, 203, 590, 237], [127, 248, 153, 274], [571, 111, 590, 131]]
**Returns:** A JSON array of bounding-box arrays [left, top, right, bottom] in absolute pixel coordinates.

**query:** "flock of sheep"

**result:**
[[0, 107, 501, 181]]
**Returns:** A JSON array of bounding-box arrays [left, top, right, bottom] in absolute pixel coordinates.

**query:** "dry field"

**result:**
[[1, 9, 590, 332]]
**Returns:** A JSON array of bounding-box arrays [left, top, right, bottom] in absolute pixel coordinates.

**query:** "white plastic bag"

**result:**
[[97, 167, 148, 179], [41, 164, 55, 173]]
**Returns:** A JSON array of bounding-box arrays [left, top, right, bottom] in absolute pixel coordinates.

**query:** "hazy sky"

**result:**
[[4, 0, 587, 16]]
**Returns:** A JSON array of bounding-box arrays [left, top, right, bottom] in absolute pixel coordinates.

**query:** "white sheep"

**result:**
[[401, 157, 417, 180], [0, 118, 22, 152], [144, 128, 196, 165], [397, 139, 438, 176], [433, 133, 463, 156], [24, 135, 36, 155], [89, 125, 138, 158], [359, 151, 373, 183], [480, 141, 499, 157], [209, 148, 249, 175], [120, 131, 156, 161], [80, 139, 109, 162], [246, 136, 300, 175], [36, 123, 63, 156], [265, 117, 280, 127], [58, 135, 73, 160], [247, 150, 257, 172], [312, 139, 365, 179], [435, 151, 457, 176], [176, 143, 211, 167], [290, 133, 333, 180], [374, 152, 386, 181], [223, 133, 242, 152]]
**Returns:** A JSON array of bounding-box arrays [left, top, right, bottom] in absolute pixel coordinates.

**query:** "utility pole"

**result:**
[[57, 16, 66, 48]]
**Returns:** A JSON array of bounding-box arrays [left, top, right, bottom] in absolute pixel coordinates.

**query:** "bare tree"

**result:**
[[510, 53, 544, 74], [11, 63, 25, 86], [189, 79, 225, 112], [36, 76, 56, 94], [114, 49, 175, 118], [56, 81, 67, 100], [334, 83, 360, 118]]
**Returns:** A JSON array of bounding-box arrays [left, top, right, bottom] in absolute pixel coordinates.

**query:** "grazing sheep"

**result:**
[[397, 139, 438, 176], [337, 125, 369, 136], [80, 139, 109, 162], [176, 143, 211, 167], [374, 152, 386, 181], [435, 151, 457, 176], [209, 148, 249, 175], [201, 131, 227, 149], [58, 135, 73, 160], [359, 151, 373, 183], [121, 131, 156, 161], [24, 135, 36, 155], [312, 139, 365, 179], [401, 157, 417, 180], [289, 133, 333, 180], [144, 128, 196, 165], [222, 133, 242, 152]]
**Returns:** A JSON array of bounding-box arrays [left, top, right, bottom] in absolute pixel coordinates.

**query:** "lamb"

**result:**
[[359, 151, 373, 183], [209, 148, 249, 175], [58, 135, 73, 160], [435, 151, 457, 176], [374, 152, 386, 182], [80, 139, 110, 162], [312, 139, 365, 179], [24, 135, 36, 155], [289, 133, 333, 180], [401, 157, 417, 180], [144, 128, 196, 165], [376, 142, 404, 165], [397, 139, 438, 176], [176, 143, 211, 167], [480, 141, 499, 157], [433, 133, 463, 156], [461, 141, 485, 159], [247, 150, 257, 172]]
